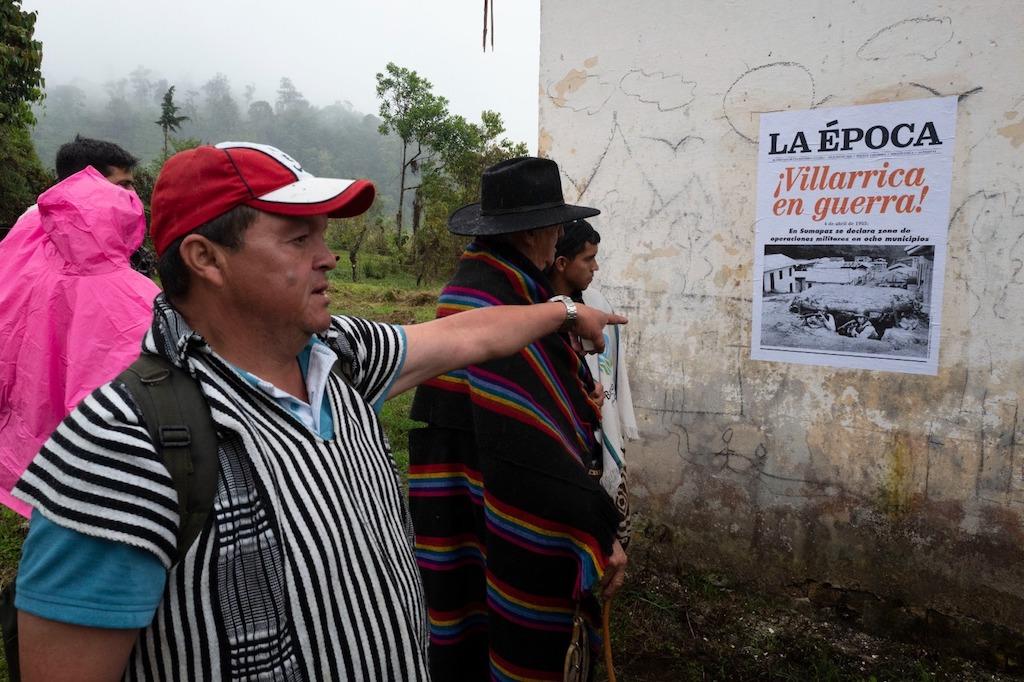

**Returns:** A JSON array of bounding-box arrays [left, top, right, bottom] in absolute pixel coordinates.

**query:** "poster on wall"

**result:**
[[750, 97, 957, 375]]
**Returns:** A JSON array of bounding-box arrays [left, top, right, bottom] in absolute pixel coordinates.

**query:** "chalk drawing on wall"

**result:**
[[857, 16, 954, 62], [640, 134, 706, 155], [723, 62, 818, 143], [574, 114, 664, 222], [946, 188, 1024, 325], [554, 112, 624, 201], [619, 69, 697, 112]]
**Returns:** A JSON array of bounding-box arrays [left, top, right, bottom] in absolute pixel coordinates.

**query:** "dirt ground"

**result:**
[[599, 519, 1021, 682], [760, 294, 929, 358]]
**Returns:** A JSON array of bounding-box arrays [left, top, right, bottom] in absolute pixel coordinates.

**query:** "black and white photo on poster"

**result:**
[[759, 244, 935, 360], [751, 97, 957, 375]]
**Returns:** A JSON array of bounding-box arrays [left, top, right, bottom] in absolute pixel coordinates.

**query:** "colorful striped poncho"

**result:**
[[409, 239, 621, 681]]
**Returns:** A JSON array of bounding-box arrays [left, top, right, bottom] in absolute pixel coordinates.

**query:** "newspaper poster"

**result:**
[[751, 97, 957, 375]]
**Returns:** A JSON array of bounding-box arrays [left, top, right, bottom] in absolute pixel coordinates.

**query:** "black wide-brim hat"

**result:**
[[448, 156, 600, 236]]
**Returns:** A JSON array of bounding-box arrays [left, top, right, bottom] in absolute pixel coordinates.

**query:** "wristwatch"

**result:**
[[548, 295, 578, 332]]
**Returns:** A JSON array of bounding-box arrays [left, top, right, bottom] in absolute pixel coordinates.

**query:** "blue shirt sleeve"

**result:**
[[16, 510, 167, 629]]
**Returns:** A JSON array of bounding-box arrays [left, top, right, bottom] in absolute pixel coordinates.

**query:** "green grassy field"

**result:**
[[326, 268, 441, 474], [0, 509, 25, 681]]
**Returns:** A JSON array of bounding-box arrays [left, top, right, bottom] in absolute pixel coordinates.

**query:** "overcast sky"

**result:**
[[22, 0, 541, 151]]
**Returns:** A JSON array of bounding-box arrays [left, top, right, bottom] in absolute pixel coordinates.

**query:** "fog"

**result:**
[[22, 0, 541, 151]]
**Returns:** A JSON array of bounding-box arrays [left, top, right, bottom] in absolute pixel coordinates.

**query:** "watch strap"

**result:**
[[548, 295, 578, 333]]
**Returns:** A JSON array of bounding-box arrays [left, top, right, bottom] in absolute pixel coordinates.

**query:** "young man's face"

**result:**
[[104, 166, 135, 191], [219, 211, 336, 341], [558, 241, 600, 293]]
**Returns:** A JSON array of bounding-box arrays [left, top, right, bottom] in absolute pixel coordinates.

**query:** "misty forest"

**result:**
[[32, 71, 402, 204], [4, 53, 527, 283]]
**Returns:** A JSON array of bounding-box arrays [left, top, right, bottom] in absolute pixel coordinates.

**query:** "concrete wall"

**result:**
[[539, 0, 1024, 635]]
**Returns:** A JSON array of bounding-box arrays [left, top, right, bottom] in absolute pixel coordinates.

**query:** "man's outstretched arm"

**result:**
[[391, 301, 626, 398]]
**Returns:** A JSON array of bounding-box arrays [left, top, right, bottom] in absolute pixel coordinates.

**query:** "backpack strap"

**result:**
[[331, 357, 355, 388], [117, 354, 219, 561], [117, 340, 354, 560], [330, 331, 357, 387]]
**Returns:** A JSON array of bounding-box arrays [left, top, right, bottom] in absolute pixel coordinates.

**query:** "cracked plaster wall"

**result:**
[[539, 1, 1024, 629]]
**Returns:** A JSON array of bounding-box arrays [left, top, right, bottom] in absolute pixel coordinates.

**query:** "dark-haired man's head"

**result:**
[[55, 135, 139, 189], [548, 219, 601, 297]]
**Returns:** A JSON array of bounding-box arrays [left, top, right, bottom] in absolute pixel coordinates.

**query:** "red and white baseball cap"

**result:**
[[150, 141, 375, 256]]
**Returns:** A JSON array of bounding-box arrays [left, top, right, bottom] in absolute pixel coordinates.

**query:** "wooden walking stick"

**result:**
[[603, 598, 617, 682]]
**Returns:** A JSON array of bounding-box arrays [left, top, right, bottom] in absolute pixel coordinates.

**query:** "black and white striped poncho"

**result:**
[[14, 296, 430, 681]]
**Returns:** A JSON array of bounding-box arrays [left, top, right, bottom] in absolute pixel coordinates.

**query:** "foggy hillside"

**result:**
[[30, 69, 403, 209]]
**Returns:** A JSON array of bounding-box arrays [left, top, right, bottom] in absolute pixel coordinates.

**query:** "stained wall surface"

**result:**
[[539, 1, 1024, 629]]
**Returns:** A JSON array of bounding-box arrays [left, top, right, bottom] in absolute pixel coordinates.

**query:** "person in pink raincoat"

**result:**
[[0, 165, 159, 517]]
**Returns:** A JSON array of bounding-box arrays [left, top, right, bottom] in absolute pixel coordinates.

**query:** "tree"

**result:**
[[445, 110, 529, 192], [272, 77, 315, 161], [243, 83, 256, 109], [129, 66, 154, 103], [202, 73, 241, 141], [0, 0, 44, 128], [275, 77, 309, 115], [0, 124, 51, 232], [411, 110, 527, 285], [246, 99, 275, 142], [155, 86, 189, 159], [406, 112, 476, 258], [375, 62, 451, 242], [101, 78, 133, 142], [0, 0, 48, 235], [133, 136, 203, 209], [327, 210, 384, 282], [130, 137, 202, 275]]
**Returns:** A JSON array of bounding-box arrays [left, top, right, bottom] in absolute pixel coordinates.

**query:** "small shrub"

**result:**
[[362, 256, 389, 280]]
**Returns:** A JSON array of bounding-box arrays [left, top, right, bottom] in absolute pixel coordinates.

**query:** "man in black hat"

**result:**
[[408, 157, 627, 681]]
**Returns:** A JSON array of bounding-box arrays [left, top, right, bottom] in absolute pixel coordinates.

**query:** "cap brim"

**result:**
[[247, 177, 376, 219], [448, 202, 600, 236]]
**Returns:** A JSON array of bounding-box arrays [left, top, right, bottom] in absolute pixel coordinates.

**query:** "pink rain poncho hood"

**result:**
[[0, 167, 159, 516]]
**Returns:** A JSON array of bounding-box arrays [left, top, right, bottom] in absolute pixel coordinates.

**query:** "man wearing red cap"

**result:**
[[10, 142, 624, 681]]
